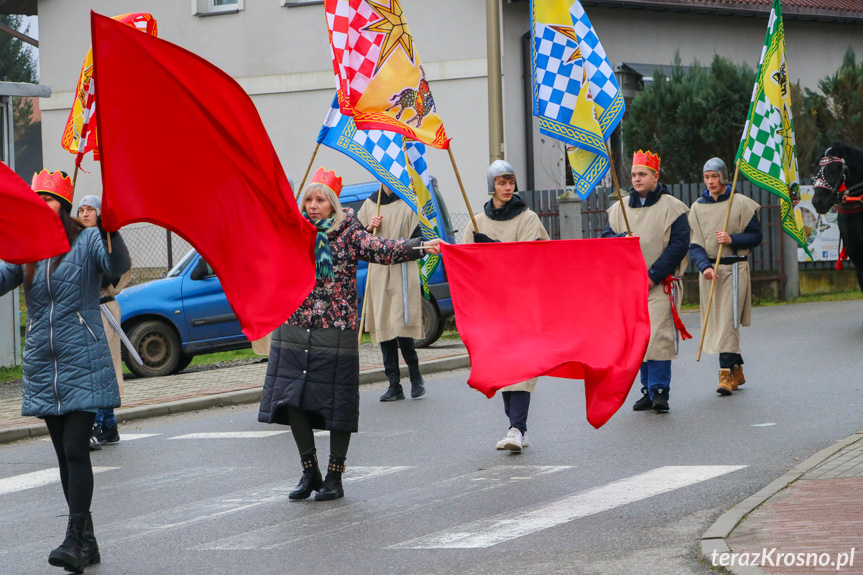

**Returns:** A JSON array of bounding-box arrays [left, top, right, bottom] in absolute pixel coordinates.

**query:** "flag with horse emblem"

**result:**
[[530, 0, 624, 199], [736, 0, 811, 258], [61, 13, 158, 163], [317, 96, 442, 294], [325, 0, 450, 149]]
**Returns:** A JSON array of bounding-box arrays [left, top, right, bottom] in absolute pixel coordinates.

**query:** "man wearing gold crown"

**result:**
[[603, 151, 691, 413], [357, 187, 426, 402], [689, 157, 762, 396]]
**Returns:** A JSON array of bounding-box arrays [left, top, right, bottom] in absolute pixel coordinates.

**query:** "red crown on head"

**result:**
[[32, 170, 74, 210], [632, 150, 661, 174], [310, 167, 343, 197]]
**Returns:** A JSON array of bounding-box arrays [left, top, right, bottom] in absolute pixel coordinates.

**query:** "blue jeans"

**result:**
[[94, 408, 116, 429], [639, 360, 671, 399], [502, 391, 530, 434]]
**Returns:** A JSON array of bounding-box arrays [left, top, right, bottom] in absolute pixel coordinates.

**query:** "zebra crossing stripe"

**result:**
[[388, 465, 746, 549], [169, 431, 291, 439], [0, 467, 120, 497]]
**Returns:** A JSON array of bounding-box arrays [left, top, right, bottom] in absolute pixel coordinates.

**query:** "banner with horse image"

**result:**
[[794, 185, 841, 262], [325, 0, 449, 149]]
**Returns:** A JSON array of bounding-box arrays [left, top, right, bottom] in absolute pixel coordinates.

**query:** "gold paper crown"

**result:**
[[310, 167, 343, 197], [632, 150, 660, 173]]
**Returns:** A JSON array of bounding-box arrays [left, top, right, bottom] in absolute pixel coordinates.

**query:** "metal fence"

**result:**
[[449, 183, 839, 281], [121, 223, 193, 285]]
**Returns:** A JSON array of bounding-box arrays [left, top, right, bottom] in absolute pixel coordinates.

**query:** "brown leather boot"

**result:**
[[731, 365, 746, 389], [717, 369, 733, 396]]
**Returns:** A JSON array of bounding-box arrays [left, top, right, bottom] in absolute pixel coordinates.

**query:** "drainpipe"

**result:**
[[487, 0, 504, 162]]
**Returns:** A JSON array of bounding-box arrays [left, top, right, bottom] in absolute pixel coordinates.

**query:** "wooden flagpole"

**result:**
[[357, 185, 384, 346], [296, 142, 321, 200], [605, 142, 632, 235], [446, 146, 479, 232], [696, 159, 741, 361]]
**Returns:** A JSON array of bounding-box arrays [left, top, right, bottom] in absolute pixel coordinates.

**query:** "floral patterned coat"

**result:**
[[259, 209, 423, 432]]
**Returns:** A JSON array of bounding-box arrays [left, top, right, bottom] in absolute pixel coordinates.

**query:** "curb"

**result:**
[[0, 354, 471, 446], [698, 431, 863, 574]]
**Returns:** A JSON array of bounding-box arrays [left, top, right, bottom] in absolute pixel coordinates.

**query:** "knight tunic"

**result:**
[[689, 192, 760, 354], [607, 191, 690, 360], [357, 193, 423, 343]]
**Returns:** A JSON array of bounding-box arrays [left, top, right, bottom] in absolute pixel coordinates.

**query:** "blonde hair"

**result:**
[[299, 183, 345, 231]]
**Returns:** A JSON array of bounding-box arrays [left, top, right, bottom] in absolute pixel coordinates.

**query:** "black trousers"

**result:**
[[380, 337, 420, 386], [502, 391, 530, 434], [287, 406, 351, 461], [719, 353, 744, 370], [44, 411, 97, 515]]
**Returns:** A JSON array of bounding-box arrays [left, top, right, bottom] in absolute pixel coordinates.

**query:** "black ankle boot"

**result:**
[[77, 513, 100, 569], [289, 453, 323, 500], [48, 513, 88, 573], [315, 458, 345, 501], [379, 384, 405, 402]]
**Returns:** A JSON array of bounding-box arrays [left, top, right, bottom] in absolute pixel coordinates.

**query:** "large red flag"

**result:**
[[441, 237, 651, 429], [0, 162, 70, 265], [91, 12, 317, 341]]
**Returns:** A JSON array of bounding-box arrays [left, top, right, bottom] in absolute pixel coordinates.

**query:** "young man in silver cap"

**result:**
[[689, 158, 762, 396], [462, 160, 549, 452], [77, 195, 134, 448]]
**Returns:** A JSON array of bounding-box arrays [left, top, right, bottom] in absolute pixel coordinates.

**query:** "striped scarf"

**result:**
[[305, 214, 335, 281]]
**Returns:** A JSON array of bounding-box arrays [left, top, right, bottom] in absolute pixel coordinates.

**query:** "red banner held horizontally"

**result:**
[[91, 12, 317, 341], [441, 237, 651, 429], [0, 162, 70, 265]]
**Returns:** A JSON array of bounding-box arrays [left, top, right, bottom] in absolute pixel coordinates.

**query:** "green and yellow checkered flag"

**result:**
[[737, 0, 811, 259]]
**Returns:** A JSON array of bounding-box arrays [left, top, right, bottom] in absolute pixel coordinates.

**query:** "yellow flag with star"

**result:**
[[326, 0, 450, 149]]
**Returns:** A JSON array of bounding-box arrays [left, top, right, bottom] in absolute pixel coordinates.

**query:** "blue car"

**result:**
[[116, 179, 456, 378]]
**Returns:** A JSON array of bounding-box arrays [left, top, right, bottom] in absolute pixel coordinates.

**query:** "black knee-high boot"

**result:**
[[289, 452, 323, 500], [315, 456, 345, 501]]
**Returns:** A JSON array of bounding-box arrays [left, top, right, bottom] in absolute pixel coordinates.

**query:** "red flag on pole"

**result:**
[[91, 12, 317, 341], [0, 162, 70, 265], [441, 238, 651, 429]]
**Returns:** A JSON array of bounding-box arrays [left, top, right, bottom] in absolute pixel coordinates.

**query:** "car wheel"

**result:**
[[174, 354, 194, 374], [414, 297, 444, 348], [125, 320, 183, 378]]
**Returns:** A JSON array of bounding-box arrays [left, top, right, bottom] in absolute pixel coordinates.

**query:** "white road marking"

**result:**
[[750, 423, 777, 427], [169, 431, 290, 439], [196, 466, 572, 551], [0, 467, 120, 497], [118, 433, 161, 441], [389, 465, 747, 549], [86, 466, 412, 546]]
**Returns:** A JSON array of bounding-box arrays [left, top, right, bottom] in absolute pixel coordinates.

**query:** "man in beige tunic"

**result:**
[[689, 157, 762, 396], [603, 150, 690, 413], [358, 187, 426, 401], [77, 195, 133, 448], [462, 160, 549, 452]]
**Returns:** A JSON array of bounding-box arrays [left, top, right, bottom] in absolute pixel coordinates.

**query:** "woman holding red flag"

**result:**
[[258, 167, 443, 501], [0, 170, 130, 573]]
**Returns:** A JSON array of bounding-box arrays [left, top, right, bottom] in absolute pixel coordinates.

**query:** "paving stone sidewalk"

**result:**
[[0, 340, 468, 432], [715, 434, 863, 574]]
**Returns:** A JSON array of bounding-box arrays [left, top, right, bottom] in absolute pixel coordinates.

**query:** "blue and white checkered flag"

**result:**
[[531, 0, 625, 199]]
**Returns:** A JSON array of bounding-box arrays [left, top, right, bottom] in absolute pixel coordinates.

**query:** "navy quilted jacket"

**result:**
[[0, 228, 131, 417]]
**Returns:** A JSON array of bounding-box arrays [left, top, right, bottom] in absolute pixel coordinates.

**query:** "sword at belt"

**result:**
[[732, 261, 740, 330], [662, 276, 692, 355], [100, 304, 144, 366], [401, 237, 409, 325]]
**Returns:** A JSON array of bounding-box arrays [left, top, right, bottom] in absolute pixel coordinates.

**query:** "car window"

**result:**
[[431, 179, 454, 240], [342, 200, 363, 214], [166, 249, 197, 278]]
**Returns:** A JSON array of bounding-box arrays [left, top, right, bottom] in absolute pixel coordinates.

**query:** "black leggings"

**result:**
[[287, 407, 351, 460], [44, 411, 96, 515]]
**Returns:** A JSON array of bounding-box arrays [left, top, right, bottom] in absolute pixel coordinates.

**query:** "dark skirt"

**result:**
[[258, 324, 360, 433]]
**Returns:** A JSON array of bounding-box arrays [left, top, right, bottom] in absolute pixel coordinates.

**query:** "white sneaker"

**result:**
[[499, 427, 523, 452], [521, 433, 529, 448]]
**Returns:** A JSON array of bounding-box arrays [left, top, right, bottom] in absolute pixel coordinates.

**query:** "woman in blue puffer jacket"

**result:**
[[0, 170, 130, 574]]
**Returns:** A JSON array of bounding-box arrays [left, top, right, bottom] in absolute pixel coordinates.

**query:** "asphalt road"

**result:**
[[1, 301, 861, 575]]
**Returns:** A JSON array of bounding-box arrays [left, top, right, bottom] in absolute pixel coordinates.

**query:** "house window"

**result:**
[[280, 0, 323, 6], [192, 0, 244, 16]]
